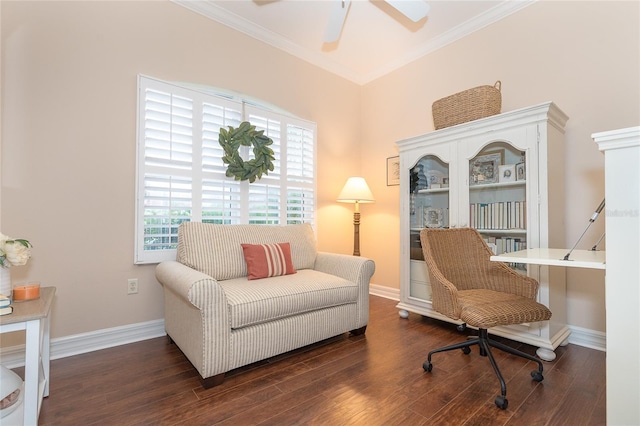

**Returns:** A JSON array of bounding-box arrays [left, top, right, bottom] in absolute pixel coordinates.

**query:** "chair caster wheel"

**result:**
[[423, 361, 433, 372], [461, 346, 471, 355], [531, 370, 544, 382], [495, 395, 508, 410]]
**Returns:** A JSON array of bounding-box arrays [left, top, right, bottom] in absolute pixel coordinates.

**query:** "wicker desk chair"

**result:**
[[419, 228, 552, 410]]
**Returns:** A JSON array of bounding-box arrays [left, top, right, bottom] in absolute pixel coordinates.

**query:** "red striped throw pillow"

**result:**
[[241, 242, 297, 280]]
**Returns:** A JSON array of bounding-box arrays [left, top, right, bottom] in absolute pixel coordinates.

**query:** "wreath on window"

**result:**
[[219, 121, 275, 183]]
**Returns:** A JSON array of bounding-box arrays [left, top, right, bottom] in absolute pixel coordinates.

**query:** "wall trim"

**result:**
[[171, 0, 536, 85], [0, 319, 166, 369], [566, 324, 606, 352], [369, 283, 401, 301], [0, 291, 605, 368]]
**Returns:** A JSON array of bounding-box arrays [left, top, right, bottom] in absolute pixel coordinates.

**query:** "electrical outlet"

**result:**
[[127, 278, 139, 295]]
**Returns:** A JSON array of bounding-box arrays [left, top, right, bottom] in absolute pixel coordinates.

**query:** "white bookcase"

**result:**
[[396, 102, 569, 360]]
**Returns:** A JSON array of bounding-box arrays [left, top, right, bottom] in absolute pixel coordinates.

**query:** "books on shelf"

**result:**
[[0, 293, 13, 316], [470, 201, 526, 230], [483, 236, 527, 255], [483, 236, 527, 271], [0, 294, 10, 308]]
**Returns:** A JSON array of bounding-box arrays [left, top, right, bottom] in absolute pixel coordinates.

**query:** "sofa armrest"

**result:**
[[155, 261, 228, 310], [314, 252, 375, 329], [314, 252, 375, 284], [155, 261, 230, 379]]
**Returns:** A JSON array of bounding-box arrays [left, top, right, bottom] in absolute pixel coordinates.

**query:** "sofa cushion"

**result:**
[[177, 223, 317, 281], [219, 269, 358, 329], [241, 242, 296, 280]]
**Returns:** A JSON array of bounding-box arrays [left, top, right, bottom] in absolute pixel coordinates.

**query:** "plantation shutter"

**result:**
[[245, 108, 283, 224], [201, 101, 243, 225], [136, 80, 195, 262], [286, 123, 316, 224], [135, 75, 317, 264]]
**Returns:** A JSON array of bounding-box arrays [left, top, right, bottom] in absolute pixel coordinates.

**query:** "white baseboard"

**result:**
[[369, 283, 400, 301], [0, 319, 166, 369], [0, 291, 606, 368], [567, 324, 606, 352]]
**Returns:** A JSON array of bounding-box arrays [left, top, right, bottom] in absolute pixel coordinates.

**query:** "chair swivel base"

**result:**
[[422, 328, 545, 410]]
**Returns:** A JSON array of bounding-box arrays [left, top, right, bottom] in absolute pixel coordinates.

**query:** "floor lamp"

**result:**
[[337, 177, 375, 256]]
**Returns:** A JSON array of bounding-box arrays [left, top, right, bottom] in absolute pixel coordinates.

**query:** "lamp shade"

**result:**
[[337, 177, 375, 203]]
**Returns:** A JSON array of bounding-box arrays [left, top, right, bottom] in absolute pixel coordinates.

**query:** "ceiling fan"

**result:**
[[324, 0, 430, 43]]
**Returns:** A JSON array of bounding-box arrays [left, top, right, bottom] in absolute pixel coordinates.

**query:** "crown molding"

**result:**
[[361, 0, 537, 83], [172, 0, 536, 86]]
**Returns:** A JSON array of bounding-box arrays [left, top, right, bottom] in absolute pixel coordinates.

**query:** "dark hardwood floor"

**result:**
[[31, 295, 605, 425]]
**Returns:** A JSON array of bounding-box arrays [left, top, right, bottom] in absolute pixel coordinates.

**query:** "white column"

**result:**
[[594, 126, 640, 426]]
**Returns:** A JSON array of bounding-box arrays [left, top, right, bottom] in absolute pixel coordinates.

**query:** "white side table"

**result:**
[[0, 286, 55, 425]]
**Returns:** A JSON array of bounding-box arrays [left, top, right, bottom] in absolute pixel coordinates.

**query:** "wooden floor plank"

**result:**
[[546, 348, 606, 426], [33, 295, 605, 425]]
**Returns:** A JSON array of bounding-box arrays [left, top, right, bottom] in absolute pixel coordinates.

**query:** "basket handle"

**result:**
[[494, 80, 502, 91]]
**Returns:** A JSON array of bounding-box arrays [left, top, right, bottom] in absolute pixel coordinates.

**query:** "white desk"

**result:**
[[491, 248, 605, 270], [490, 249, 604, 361], [0, 286, 55, 426]]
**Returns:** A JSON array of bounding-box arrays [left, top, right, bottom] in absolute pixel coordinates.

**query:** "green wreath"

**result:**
[[219, 121, 275, 183]]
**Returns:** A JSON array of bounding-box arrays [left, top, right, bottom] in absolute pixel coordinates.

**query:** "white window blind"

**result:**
[[135, 75, 317, 264]]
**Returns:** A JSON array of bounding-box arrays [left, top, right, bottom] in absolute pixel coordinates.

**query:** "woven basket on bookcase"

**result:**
[[432, 81, 502, 130]]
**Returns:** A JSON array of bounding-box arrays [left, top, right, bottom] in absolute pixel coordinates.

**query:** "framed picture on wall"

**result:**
[[387, 156, 400, 186]]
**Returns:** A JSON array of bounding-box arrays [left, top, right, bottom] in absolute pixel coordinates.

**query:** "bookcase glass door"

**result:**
[[410, 154, 450, 251], [468, 142, 527, 270], [409, 154, 450, 301]]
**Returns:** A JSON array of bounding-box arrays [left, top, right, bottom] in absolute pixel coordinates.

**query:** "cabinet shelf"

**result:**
[[469, 180, 525, 190], [476, 228, 526, 235], [417, 187, 450, 194]]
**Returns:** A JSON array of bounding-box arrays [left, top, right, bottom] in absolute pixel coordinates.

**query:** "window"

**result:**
[[135, 76, 316, 264]]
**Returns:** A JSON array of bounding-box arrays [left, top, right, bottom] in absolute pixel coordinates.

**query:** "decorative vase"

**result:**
[[0, 267, 11, 297]]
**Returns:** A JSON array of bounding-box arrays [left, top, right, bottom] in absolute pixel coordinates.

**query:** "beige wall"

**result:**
[[1, 0, 361, 342], [361, 0, 639, 332], [1, 0, 638, 346]]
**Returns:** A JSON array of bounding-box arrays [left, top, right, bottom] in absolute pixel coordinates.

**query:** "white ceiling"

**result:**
[[174, 0, 535, 85]]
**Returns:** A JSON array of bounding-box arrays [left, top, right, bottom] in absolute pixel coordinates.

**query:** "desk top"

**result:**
[[490, 248, 606, 270], [0, 286, 56, 325]]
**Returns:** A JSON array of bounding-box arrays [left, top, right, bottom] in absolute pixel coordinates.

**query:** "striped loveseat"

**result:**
[[155, 222, 375, 388]]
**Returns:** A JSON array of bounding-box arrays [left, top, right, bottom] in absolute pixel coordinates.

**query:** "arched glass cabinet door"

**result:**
[[408, 154, 450, 302], [467, 141, 527, 271]]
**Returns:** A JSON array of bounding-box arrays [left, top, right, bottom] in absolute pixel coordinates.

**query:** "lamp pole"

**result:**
[[337, 177, 374, 257], [353, 201, 361, 256]]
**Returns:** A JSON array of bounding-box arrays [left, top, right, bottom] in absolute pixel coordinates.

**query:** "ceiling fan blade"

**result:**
[[324, 0, 352, 43], [385, 0, 430, 22]]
